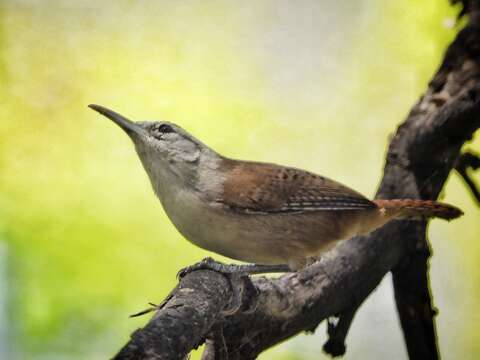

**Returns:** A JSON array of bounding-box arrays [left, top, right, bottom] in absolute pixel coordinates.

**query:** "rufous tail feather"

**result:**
[[374, 199, 463, 221]]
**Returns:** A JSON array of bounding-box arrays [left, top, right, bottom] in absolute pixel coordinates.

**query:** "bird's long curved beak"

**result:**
[[88, 104, 148, 137]]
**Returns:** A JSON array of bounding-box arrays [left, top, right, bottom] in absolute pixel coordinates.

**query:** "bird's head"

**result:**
[[89, 104, 211, 186]]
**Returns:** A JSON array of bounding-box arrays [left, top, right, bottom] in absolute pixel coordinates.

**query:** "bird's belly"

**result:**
[[161, 189, 281, 264], [160, 189, 357, 266]]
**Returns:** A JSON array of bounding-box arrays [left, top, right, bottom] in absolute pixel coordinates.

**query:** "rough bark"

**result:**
[[113, 4, 480, 359]]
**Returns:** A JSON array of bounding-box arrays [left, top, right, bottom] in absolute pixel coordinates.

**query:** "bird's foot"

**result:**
[[176, 257, 250, 315], [177, 257, 292, 278], [177, 258, 289, 315], [177, 257, 236, 278]]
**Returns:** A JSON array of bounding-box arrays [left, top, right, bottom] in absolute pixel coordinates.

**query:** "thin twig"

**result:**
[[455, 151, 480, 204], [323, 305, 359, 357]]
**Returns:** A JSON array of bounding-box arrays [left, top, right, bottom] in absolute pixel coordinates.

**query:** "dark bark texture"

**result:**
[[113, 3, 480, 359]]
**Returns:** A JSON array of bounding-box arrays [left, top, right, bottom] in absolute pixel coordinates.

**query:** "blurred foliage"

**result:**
[[0, 0, 478, 359]]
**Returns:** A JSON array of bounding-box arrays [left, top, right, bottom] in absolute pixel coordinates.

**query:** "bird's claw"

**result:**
[[176, 257, 256, 316], [176, 257, 218, 279]]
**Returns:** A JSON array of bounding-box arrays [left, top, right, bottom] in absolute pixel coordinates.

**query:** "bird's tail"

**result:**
[[373, 199, 463, 221]]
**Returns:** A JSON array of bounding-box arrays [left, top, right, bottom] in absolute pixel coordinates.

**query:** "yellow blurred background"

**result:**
[[0, 0, 479, 359]]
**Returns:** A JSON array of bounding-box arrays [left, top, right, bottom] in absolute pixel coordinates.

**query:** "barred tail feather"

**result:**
[[374, 199, 463, 221]]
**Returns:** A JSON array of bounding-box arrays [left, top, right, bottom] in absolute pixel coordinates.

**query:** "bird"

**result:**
[[88, 104, 463, 275]]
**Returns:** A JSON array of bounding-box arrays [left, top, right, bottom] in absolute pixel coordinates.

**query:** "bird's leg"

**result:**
[[220, 272, 247, 316], [177, 257, 292, 278], [177, 257, 292, 316]]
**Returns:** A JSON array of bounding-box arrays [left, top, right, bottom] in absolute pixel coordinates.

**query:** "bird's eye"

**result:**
[[153, 124, 174, 139], [158, 124, 174, 134]]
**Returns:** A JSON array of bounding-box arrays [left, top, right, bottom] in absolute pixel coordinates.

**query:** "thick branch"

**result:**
[[386, 10, 480, 357], [392, 235, 439, 360], [114, 12, 480, 360], [114, 271, 231, 359]]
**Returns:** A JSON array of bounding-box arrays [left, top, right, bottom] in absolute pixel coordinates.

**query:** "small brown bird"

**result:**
[[89, 104, 463, 275]]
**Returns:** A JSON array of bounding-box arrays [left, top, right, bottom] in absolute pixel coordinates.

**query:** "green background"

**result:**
[[0, 1, 478, 359]]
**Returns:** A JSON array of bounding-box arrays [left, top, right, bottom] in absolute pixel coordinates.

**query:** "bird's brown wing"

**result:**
[[217, 160, 376, 214]]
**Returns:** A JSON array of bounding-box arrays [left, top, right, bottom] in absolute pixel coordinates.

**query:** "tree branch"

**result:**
[[392, 234, 439, 360], [201, 324, 229, 360], [113, 271, 231, 359], [323, 304, 359, 357], [388, 5, 480, 358], [455, 151, 480, 204], [113, 6, 480, 360]]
